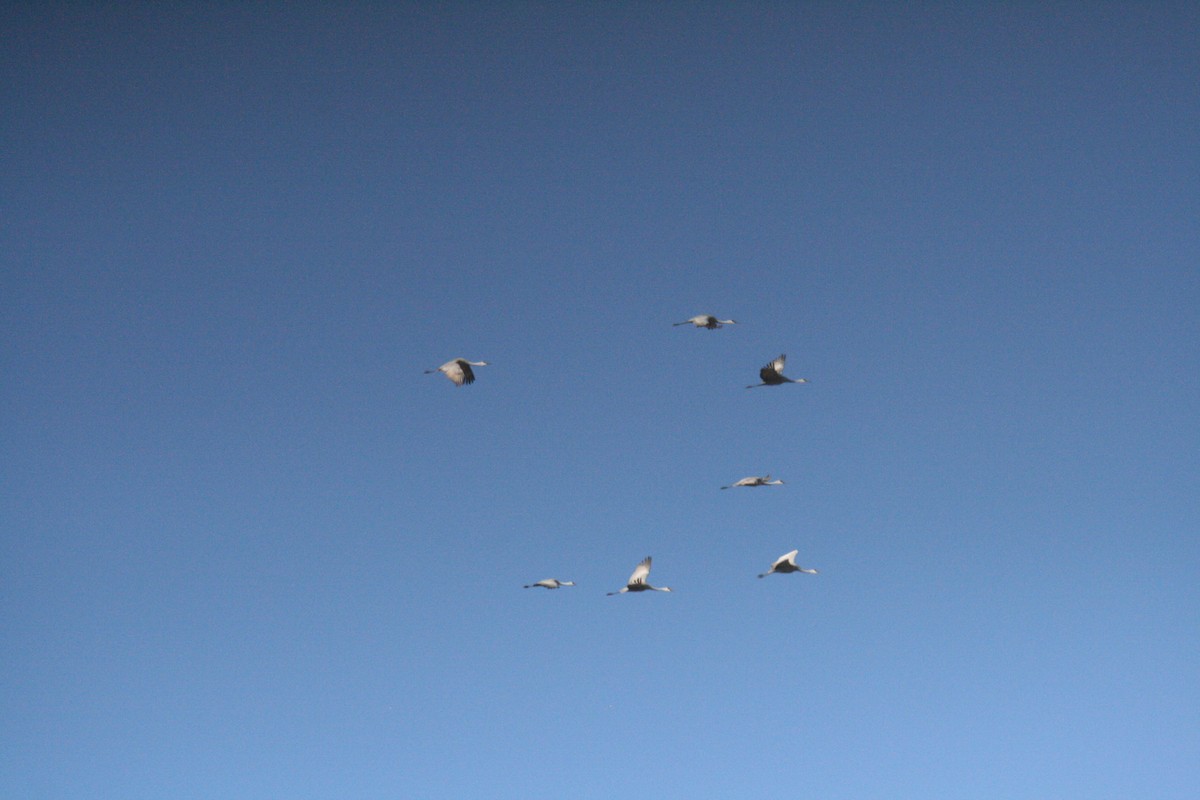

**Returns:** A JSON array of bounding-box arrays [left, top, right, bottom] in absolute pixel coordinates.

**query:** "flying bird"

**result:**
[[425, 358, 489, 386], [758, 549, 819, 579], [523, 579, 576, 589], [607, 556, 673, 595], [720, 475, 785, 489], [746, 354, 807, 388], [673, 315, 737, 329]]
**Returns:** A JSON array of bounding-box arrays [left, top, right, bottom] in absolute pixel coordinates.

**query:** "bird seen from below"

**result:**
[[673, 314, 737, 329], [758, 550, 819, 579], [523, 579, 576, 589], [425, 358, 489, 386], [747, 354, 807, 388], [607, 556, 673, 595], [720, 475, 785, 489]]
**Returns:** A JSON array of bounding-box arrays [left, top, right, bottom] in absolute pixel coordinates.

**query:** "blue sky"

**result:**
[[3, 3, 1198, 798]]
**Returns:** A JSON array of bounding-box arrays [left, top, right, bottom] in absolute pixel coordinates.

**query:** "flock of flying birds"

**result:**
[[425, 313, 819, 596]]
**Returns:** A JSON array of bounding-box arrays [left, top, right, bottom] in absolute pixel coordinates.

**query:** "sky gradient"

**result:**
[[3, 4, 1199, 798]]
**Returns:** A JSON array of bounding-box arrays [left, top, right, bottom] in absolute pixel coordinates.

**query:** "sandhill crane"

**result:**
[[674, 315, 737, 329], [758, 549, 819, 579], [746, 354, 807, 388], [607, 556, 673, 595], [523, 579, 576, 589], [425, 358, 489, 386], [720, 475, 785, 489]]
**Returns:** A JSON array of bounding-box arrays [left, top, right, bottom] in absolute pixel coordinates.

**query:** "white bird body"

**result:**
[[523, 579, 576, 589], [426, 358, 489, 386], [721, 474, 785, 489], [758, 549, 819, 579], [747, 353, 807, 388], [674, 314, 737, 329], [608, 556, 673, 595]]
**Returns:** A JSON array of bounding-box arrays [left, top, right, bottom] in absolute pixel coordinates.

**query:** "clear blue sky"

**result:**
[[3, 4, 1198, 798]]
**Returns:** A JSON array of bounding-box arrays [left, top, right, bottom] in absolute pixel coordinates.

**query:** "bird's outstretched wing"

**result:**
[[628, 556, 652, 585], [455, 360, 476, 385]]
